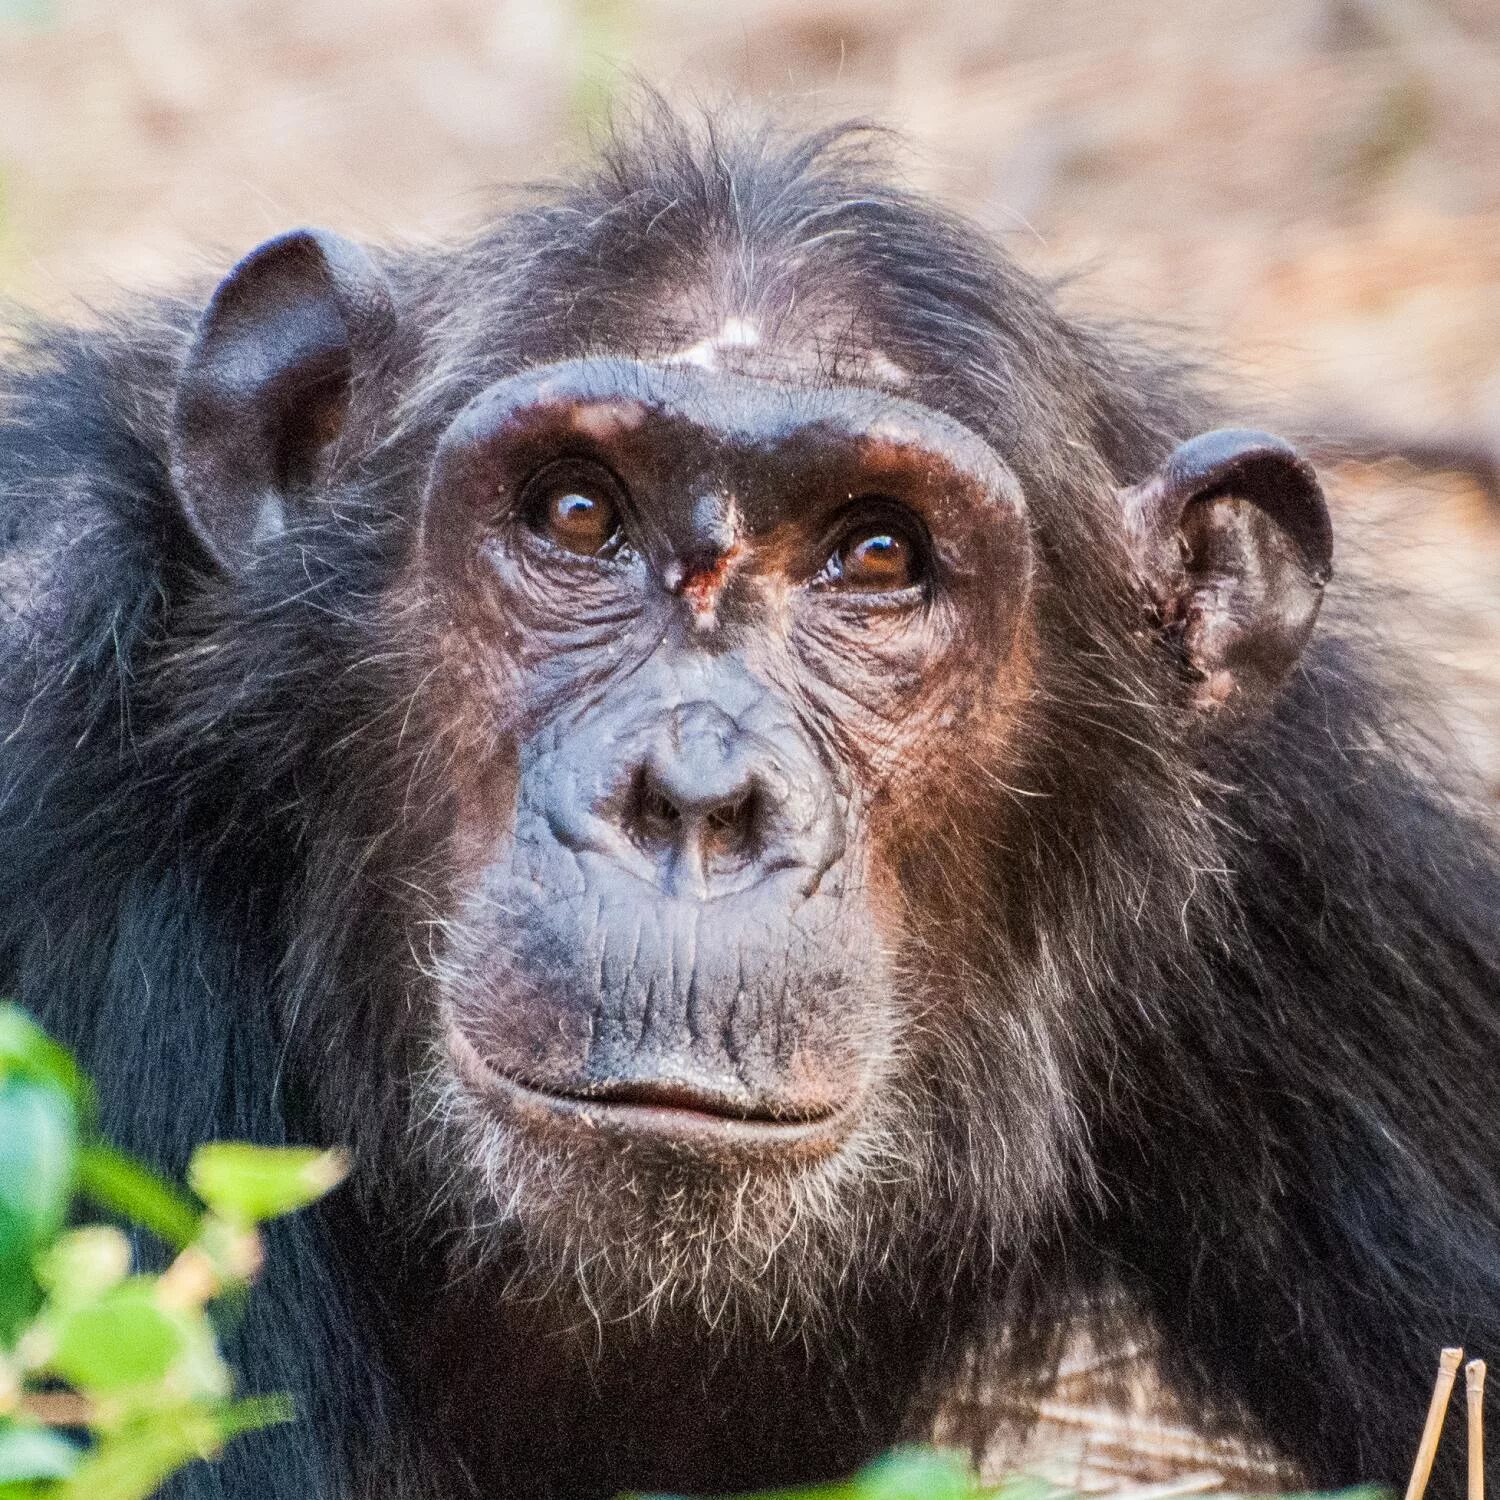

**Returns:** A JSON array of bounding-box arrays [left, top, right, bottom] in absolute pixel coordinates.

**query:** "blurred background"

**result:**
[[0, 0, 1496, 798], [0, 0, 1495, 1486]]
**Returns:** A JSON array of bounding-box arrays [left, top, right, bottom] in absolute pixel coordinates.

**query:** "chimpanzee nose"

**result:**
[[623, 704, 768, 883]]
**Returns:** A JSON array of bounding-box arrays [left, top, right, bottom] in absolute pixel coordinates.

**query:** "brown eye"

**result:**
[[522, 463, 625, 557], [829, 522, 921, 592]]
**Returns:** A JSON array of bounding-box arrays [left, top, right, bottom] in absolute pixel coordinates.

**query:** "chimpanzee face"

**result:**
[[415, 356, 1036, 1181], [168, 228, 1329, 1325]]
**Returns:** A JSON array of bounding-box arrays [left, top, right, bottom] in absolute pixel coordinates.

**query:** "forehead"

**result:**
[[421, 230, 1033, 519], [561, 256, 922, 392]]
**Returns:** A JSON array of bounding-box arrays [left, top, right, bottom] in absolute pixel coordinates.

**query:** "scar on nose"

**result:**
[[664, 540, 747, 632], [569, 400, 646, 440]]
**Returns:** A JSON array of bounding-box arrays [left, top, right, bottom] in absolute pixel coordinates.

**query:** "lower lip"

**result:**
[[444, 1025, 855, 1159]]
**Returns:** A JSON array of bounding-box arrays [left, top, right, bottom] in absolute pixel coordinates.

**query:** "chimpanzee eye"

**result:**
[[824, 513, 926, 593], [521, 462, 626, 558]]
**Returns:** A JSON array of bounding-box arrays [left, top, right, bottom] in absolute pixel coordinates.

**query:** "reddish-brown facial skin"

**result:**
[[408, 357, 1036, 1172]]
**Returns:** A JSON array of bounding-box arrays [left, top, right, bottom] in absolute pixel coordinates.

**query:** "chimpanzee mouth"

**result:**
[[443, 1022, 857, 1160]]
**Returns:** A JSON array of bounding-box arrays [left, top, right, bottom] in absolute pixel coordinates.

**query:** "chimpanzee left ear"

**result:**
[[1119, 429, 1334, 720], [170, 228, 395, 570]]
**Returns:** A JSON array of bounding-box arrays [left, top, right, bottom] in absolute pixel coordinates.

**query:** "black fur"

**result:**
[[2, 107, 1499, 1498]]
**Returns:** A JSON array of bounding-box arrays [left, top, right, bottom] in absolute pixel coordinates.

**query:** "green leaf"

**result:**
[[76, 1145, 201, 1251], [49, 1402, 286, 1500], [48, 1279, 191, 1393], [215, 1394, 294, 1440], [0, 1425, 81, 1481], [0, 1082, 76, 1241], [188, 1145, 346, 1225], [0, 1007, 88, 1110], [0, 1076, 77, 1341], [627, 1456, 1058, 1500], [56, 1407, 222, 1500], [0, 0, 57, 26], [853, 1451, 975, 1500]]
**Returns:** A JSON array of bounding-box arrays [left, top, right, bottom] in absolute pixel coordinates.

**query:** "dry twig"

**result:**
[[1468, 1359, 1486, 1500], [1408, 1347, 1465, 1500]]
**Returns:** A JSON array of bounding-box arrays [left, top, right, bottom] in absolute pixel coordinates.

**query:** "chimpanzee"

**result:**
[[3, 108, 1499, 1500]]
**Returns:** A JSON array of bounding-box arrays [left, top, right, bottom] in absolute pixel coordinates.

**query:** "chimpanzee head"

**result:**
[[165, 122, 1331, 1331]]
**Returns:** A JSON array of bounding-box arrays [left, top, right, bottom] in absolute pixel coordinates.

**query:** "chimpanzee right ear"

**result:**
[[1119, 430, 1334, 722], [170, 229, 395, 570]]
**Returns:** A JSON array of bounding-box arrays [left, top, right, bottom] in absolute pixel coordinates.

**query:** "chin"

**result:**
[[408, 1019, 924, 1339]]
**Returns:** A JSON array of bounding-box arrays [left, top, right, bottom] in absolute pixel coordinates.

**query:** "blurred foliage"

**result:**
[[0, 1003, 346, 1500], [636, 1449, 1395, 1500], [0, 0, 53, 28], [1340, 76, 1435, 187], [635, 1450, 1051, 1500], [570, 0, 632, 132]]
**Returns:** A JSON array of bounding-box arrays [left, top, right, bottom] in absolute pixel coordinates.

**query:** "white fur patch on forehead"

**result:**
[[662, 316, 762, 372], [716, 316, 759, 348], [653, 311, 910, 388], [864, 350, 909, 386]]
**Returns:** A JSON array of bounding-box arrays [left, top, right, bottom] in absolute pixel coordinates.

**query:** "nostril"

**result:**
[[631, 767, 684, 843], [704, 790, 757, 847]]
